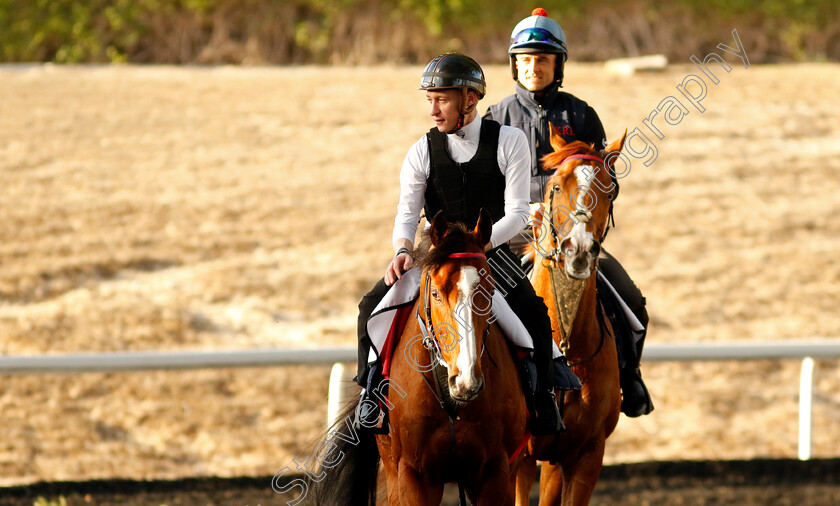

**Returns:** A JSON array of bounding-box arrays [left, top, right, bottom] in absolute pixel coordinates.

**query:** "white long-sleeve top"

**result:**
[[392, 117, 531, 250]]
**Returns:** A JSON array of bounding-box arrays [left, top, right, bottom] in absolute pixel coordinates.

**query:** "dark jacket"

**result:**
[[485, 83, 607, 202]]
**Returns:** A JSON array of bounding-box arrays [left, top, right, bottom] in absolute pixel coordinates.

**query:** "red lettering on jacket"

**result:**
[[553, 125, 574, 136]]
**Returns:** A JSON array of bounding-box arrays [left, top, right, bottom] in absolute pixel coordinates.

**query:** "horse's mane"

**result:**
[[540, 140, 599, 180], [414, 223, 482, 271]]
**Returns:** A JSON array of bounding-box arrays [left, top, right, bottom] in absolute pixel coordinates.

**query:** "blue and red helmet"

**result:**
[[508, 8, 568, 86]]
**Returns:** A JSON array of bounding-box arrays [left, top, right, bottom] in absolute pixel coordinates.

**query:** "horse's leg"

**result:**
[[473, 457, 514, 506], [538, 461, 564, 505], [515, 453, 538, 506], [380, 456, 401, 506], [395, 462, 444, 506], [559, 438, 606, 506], [507, 465, 520, 506], [376, 461, 391, 505]]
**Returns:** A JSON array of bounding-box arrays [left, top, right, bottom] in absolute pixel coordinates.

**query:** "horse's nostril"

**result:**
[[560, 237, 574, 256]]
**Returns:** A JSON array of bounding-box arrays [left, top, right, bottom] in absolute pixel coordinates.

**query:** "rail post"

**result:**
[[798, 357, 815, 461], [327, 362, 357, 428]]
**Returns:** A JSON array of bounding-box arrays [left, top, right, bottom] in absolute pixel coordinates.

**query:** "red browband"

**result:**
[[565, 154, 604, 164], [448, 252, 486, 259]]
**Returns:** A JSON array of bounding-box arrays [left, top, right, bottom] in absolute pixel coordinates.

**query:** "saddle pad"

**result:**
[[381, 303, 414, 379]]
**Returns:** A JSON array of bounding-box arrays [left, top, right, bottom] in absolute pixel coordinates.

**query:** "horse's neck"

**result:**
[[394, 298, 517, 401], [532, 261, 601, 361], [568, 275, 600, 354]]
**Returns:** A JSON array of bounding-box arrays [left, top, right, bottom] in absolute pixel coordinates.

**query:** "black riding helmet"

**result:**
[[420, 53, 486, 133], [419, 52, 486, 97]]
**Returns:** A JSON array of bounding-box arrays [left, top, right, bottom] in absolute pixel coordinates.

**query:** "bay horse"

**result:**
[[313, 209, 529, 505], [515, 126, 627, 505]]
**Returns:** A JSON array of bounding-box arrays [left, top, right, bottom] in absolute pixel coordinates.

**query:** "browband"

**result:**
[[448, 252, 486, 259], [553, 154, 605, 176]]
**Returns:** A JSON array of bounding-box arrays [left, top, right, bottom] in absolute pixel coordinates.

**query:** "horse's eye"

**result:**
[[431, 289, 441, 301]]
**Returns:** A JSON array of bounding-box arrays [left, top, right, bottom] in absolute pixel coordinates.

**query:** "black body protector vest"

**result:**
[[423, 119, 506, 228]]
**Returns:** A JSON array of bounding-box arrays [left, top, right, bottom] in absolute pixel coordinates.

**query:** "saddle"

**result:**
[[374, 299, 580, 401], [595, 271, 646, 371]]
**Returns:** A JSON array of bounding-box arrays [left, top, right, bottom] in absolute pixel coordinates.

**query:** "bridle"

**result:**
[[414, 250, 492, 506], [540, 154, 619, 265], [416, 251, 491, 382], [538, 154, 618, 364]]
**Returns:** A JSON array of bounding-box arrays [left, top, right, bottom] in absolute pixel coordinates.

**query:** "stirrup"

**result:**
[[353, 364, 390, 433], [353, 390, 389, 434]]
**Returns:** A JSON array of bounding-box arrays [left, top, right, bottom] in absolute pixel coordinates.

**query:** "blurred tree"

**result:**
[[0, 0, 836, 63]]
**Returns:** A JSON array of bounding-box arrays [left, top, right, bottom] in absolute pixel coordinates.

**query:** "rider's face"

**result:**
[[516, 53, 556, 92], [427, 89, 464, 132]]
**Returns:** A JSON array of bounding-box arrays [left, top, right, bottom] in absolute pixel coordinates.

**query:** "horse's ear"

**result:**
[[429, 210, 448, 246], [604, 129, 627, 156], [548, 122, 566, 152], [473, 208, 493, 248]]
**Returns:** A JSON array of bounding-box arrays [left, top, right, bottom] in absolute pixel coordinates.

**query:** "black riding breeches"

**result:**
[[486, 244, 555, 391], [355, 277, 389, 386]]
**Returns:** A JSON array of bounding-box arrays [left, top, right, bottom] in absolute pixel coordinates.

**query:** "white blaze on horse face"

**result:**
[[563, 165, 597, 278], [574, 164, 595, 211], [453, 265, 481, 396]]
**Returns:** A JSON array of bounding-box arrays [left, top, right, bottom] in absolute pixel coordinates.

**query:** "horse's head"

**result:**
[[538, 124, 627, 279], [418, 210, 494, 403]]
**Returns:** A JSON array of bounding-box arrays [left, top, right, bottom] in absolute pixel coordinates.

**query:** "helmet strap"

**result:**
[[557, 56, 566, 87], [446, 88, 476, 135]]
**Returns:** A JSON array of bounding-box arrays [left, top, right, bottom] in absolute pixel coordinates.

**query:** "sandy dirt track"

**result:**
[[2, 459, 840, 505], [1, 61, 839, 487]]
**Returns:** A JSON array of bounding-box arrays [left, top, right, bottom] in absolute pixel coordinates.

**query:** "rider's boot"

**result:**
[[531, 353, 568, 436], [620, 367, 653, 417], [616, 310, 653, 417], [517, 356, 559, 435], [596, 252, 654, 417], [353, 363, 386, 431], [532, 388, 563, 436]]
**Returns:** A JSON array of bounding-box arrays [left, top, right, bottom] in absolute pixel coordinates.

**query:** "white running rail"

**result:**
[[2, 340, 839, 460]]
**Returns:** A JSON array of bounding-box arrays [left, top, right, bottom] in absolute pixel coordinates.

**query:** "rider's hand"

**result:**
[[385, 252, 414, 286]]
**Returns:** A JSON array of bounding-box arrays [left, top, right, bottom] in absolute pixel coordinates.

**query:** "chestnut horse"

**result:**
[[515, 127, 628, 505], [314, 210, 529, 505]]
